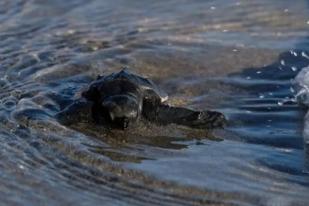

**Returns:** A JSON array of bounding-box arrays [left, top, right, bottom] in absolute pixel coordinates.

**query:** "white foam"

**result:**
[[295, 66, 309, 105], [295, 66, 309, 144]]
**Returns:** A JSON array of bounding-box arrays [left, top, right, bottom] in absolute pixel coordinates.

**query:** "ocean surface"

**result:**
[[0, 0, 309, 205]]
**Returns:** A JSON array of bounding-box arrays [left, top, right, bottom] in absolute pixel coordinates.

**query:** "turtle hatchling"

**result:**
[[56, 69, 226, 129]]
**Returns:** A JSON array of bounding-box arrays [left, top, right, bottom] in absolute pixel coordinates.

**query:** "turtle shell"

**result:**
[[83, 69, 168, 103]]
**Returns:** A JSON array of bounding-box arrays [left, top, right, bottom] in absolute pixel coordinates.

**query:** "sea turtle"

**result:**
[[56, 69, 226, 130]]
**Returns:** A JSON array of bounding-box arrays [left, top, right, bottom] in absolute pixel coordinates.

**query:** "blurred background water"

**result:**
[[0, 0, 309, 205]]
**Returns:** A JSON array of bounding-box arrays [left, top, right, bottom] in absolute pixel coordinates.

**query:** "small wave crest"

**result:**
[[295, 66, 309, 105], [295, 66, 309, 149]]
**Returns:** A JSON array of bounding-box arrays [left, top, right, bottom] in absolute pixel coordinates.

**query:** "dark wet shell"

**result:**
[[86, 69, 168, 102]]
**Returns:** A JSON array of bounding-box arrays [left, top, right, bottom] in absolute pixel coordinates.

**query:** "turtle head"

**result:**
[[101, 95, 140, 129]]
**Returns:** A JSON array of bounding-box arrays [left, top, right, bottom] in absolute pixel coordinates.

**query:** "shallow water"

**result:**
[[1, 0, 309, 205]]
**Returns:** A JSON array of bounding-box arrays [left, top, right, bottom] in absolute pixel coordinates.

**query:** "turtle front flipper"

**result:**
[[143, 100, 226, 129], [56, 99, 94, 125]]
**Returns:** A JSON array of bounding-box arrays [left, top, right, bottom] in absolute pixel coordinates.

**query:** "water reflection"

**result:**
[[226, 48, 309, 148], [223, 39, 309, 184], [67, 119, 223, 162]]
